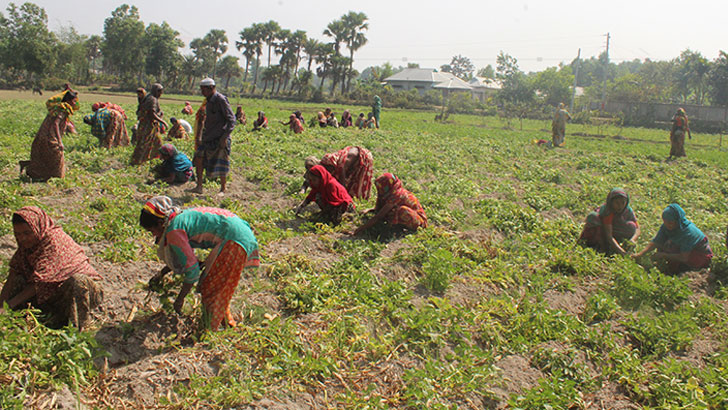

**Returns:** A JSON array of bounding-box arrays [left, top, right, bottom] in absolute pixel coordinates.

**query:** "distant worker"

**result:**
[[83, 105, 130, 148], [551, 103, 571, 147], [252, 111, 268, 131], [167, 117, 189, 140], [19, 90, 79, 180], [372, 95, 382, 128], [131, 83, 166, 165], [669, 108, 691, 158], [281, 113, 304, 134], [192, 78, 236, 195], [235, 105, 247, 125]]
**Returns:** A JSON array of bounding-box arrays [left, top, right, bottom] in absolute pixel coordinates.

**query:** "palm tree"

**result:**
[[315, 43, 335, 90], [323, 19, 348, 93], [203, 29, 228, 79], [261, 20, 281, 67], [303, 38, 322, 72], [181, 54, 201, 89], [235, 26, 260, 85], [341, 12, 368, 93]]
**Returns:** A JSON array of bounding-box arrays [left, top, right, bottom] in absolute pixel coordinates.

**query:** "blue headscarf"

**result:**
[[651, 203, 706, 252], [159, 144, 192, 173]]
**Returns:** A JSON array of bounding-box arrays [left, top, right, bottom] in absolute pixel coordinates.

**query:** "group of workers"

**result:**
[[3, 82, 723, 334]]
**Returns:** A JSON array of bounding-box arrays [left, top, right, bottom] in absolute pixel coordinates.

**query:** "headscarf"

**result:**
[[143, 196, 181, 222], [373, 95, 382, 109], [374, 173, 428, 227], [9, 207, 99, 304], [305, 165, 352, 207], [304, 155, 320, 169], [652, 204, 706, 252], [598, 188, 634, 218], [159, 144, 193, 173], [92, 102, 101, 112], [151, 83, 163, 96], [45, 91, 80, 117]]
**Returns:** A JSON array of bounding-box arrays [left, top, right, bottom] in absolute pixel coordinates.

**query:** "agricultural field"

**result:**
[[1, 89, 728, 409]]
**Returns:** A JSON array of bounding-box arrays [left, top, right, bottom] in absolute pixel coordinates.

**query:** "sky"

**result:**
[[3, 0, 728, 74]]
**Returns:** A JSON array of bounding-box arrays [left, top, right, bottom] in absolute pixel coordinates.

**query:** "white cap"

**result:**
[[200, 78, 215, 87]]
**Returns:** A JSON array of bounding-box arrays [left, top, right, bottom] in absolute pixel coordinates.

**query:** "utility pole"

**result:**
[[570, 48, 581, 112], [601, 32, 610, 111]]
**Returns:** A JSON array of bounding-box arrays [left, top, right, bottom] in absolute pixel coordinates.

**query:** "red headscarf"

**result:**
[[305, 165, 352, 207], [9, 207, 99, 304]]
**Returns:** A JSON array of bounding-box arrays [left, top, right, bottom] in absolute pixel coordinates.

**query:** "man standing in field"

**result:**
[[192, 78, 236, 195], [551, 103, 571, 147]]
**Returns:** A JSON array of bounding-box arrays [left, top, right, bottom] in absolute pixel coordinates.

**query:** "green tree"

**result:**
[[674, 49, 711, 104], [144, 22, 183, 82], [102, 4, 145, 82], [323, 18, 347, 93], [204, 29, 228, 79], [85, 35, 103, 77], [533, 66, 573, 106], [236, 25, 263, 88], [448, 54, 474, 80], [302, 37, 322, 72], [477, 64, 495, 79], [0, 2, 57, 83], [708, 51, 728, 106], [217, 55, 241, 90], [55, 25, 89, 84], [496, 51, 534, 105]]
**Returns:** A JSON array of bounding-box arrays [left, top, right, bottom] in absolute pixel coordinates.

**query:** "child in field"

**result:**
[[351, 173, 427, 236], [631, 204, 713, 274], [355, 113, 366, 129], [341, 110, 353, 128], [294, 165, 353, 224], [579, 188, 640, 255], [235, 106, 247, 125], [327, 112, 339, 128]]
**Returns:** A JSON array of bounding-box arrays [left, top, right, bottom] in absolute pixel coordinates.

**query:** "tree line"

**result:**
[[2, 2, 728, 110]]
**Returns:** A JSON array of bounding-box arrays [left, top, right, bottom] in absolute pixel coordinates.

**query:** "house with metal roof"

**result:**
[[383, 68, 473, 96], [468, 76, 502, 102]]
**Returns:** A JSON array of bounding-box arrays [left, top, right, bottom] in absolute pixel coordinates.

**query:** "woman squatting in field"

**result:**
[[351, 173, 428, 236], [632, 204, 713, 274], [579, 188, 641, 255]]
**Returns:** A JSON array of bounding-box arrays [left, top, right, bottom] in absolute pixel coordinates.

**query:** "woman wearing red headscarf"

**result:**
[[352, 173, 427, 235], [0, 207, 102, 330], [294, 165, 353, 224]]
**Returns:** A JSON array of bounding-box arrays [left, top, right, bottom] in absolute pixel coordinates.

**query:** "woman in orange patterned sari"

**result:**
[[194, 100, 207, 151], [130, 83, 166, 165], [319, 146, 374, 199], [19, 90, 79, 180], [352, 173, 427, 235]]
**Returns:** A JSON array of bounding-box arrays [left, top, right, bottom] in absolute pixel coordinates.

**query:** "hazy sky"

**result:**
[[4, 0, 727, 73]]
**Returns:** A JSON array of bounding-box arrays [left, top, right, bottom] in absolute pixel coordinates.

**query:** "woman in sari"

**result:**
[[281, 113, 304, 134], [352, 173, 427, 235], [669, 108, 691, 158], [155, 144, 194, 184], [182, 101, 194, 115], [19, 90, 79, 180], [632, 204, 712, 274], [340, 110, 353, 128], [252, 111, 268, 131], [316, 111, 327, 127], [193, 100, 207, 151], [83, 106, 130, 148], [0, 207, 102, 330], [167, 117, 189, 140], [295, 165, 353, 224], [140, 197, 259, 330], [579, 188, 640, 255], [319, 146, 374, 200], [131, 83, 167, 165], [235, 106, 247, 125]]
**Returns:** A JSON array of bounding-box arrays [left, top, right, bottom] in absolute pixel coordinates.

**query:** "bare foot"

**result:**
[[215, 191, 225, 198], [188, 186, 203, 194]]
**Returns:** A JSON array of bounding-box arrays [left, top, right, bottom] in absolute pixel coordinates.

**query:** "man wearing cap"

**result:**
[[192, 78, 236, 195]]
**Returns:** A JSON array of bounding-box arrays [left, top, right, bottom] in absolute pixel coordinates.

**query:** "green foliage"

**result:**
[[0, 309, 101, 407]]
